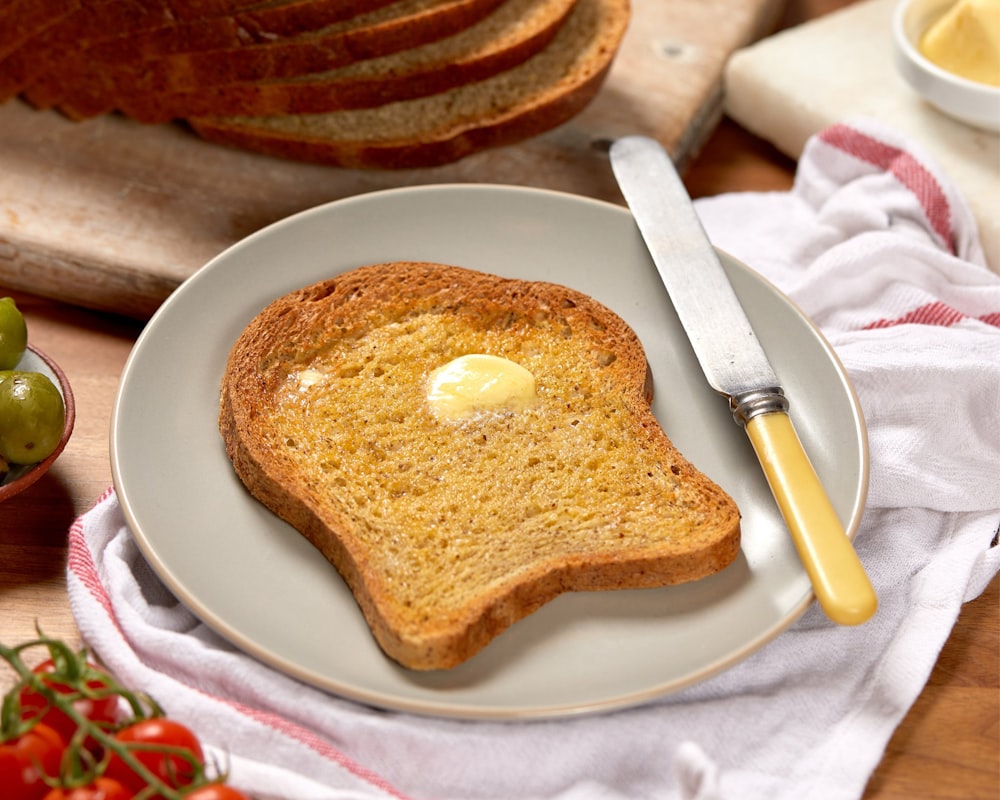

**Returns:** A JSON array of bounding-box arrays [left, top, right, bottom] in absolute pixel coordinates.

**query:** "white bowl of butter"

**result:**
[[893, 0, 1000, 131]]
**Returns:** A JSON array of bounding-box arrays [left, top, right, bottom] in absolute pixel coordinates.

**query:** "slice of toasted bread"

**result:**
[[219, 262, 741, 670]]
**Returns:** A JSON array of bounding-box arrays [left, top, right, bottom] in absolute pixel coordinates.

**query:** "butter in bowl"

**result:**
[[892, 0, 1000, 131]]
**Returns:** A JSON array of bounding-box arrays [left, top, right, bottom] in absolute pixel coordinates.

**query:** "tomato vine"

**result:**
[[1, 632, 251, 800]]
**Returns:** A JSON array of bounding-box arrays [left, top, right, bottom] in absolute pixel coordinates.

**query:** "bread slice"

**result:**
[[219, 262, 741, 670], [189, 0, 628, 168], [111, 0, 575, 123], [41, 0, 509, 119]]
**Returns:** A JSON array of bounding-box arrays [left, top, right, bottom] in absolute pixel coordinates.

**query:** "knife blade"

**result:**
[[609, 134, 877, 626]]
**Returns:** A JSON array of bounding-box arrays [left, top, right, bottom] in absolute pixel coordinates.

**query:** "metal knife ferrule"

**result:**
[[730, 386, 789, 427]]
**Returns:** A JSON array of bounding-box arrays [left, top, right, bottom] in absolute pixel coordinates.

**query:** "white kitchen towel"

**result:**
[[66, 118, 1000, 800]]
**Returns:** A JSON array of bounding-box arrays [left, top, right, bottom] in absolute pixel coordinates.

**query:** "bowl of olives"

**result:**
[[0, 297, 75, 502]]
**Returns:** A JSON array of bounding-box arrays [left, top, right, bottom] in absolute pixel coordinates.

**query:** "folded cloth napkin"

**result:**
[[66, 117, 1000, 800]]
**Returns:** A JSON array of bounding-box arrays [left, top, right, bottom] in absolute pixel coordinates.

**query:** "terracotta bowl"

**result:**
[[0, 345, 76, 502]]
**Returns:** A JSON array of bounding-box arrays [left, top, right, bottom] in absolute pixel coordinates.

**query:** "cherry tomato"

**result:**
[[0, 723, 66, 800], [103, 718, 204, 793], [183, 785, 251, 800], [41, 777, 133, 800], [19, 659, 120, 746]]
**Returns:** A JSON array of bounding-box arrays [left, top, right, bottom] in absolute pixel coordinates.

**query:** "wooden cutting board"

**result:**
[[724, 0, 1000, 273], [0, 0, 785, 318]]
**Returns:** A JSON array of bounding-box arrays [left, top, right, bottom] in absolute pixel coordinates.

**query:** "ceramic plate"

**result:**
[[111, 185, 868, 719]]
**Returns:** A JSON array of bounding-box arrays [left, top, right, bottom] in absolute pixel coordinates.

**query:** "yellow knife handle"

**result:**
[[745, 410, 877, 625]]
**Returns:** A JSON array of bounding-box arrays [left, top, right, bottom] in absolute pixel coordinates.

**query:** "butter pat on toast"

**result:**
[[219, 262, 740, 670]]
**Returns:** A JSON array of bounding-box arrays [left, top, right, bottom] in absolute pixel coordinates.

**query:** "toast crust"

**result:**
[[219, 262, 740, 669]]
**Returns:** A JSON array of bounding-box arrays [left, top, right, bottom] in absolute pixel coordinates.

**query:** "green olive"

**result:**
[[0, 370, 66, 465], [0, 297, 28, 370]]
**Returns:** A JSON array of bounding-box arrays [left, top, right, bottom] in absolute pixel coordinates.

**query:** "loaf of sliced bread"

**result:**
[[9, 0, 629, 168], [111, 0, 575, 122], [189, 0, 626, 168], [41, 0, 508, 119], [219, 261, 741, 670]]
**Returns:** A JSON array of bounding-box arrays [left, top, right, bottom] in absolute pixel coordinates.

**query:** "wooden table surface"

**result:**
[[1, 2, 997, 798]]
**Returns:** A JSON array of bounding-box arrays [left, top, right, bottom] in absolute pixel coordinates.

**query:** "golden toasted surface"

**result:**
[[220, 262, 740, 669]]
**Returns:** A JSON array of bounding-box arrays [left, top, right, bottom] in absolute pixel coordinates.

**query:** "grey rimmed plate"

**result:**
[[111, 184, 868, 720]]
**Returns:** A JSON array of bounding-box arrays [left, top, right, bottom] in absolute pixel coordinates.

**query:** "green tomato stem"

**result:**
[[1, 632, 214, 798]]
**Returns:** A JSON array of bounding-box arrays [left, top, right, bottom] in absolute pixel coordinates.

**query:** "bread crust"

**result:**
[[219, 262, 741, 669]]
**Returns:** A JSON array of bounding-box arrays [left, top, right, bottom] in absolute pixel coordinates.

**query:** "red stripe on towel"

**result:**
[[863, 301, 1000, 330], [819, 123, 956, 254], [817, 124, 1000, 332], [66, 487, 120, 627], [215, 699, 414, 800]]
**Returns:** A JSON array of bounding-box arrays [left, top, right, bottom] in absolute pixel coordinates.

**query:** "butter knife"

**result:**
[[609, 135, 877, 625]]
